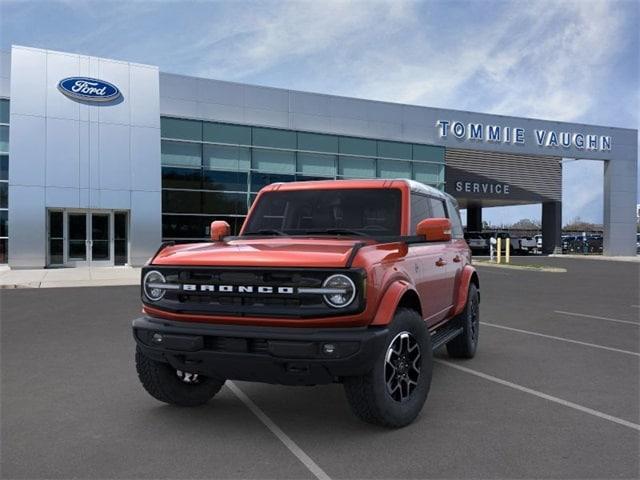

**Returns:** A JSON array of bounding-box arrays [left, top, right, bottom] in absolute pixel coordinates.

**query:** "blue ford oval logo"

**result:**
[[58, 77, 121, 102]]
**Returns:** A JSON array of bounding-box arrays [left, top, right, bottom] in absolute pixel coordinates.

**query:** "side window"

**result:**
[[428, 198, 447, 219], [445, 198, 464, 238], [410, 194, 430, 234]]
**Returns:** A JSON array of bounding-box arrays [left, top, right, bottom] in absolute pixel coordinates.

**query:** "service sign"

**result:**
[[58, 77, 121, 102]]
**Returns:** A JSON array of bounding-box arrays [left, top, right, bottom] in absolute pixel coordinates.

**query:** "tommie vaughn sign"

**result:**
[[436, 120, 612, 152], [58, 77, 121, 102]]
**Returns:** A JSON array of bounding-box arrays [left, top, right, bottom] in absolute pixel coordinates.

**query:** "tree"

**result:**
[[563, 216, 602, 232], [510, 218, 541, 230]]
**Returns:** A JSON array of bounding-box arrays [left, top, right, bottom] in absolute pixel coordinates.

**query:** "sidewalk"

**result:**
[[0, 266, 141, 289], [549, 254, 640, 263]]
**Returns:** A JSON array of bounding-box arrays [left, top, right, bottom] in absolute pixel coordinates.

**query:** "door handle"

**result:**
[[435, 258, 447, 267], [453, 255, 462, 263]]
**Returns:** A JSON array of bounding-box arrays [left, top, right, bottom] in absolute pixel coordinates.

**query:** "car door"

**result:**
[[409, 194, 456, 326], [444, 197, 467, 308], [427, 197, 459, 318]]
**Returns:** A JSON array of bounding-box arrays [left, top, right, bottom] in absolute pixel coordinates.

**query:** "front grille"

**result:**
[[142, 267, 365, 319]]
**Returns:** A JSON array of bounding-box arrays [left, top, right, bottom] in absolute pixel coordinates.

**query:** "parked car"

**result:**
[[132, 179, 480, 428], [518, 236, 537, 254], [465, 231, 489, 253]]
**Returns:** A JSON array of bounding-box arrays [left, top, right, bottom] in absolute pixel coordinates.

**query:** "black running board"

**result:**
[[431, 325, 464, 350]]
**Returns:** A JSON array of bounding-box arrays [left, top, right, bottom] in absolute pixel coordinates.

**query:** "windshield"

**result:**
[[243, 188, 402, 237]]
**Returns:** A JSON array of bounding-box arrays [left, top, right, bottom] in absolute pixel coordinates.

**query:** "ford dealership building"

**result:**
[[0, 45, 637, 267]]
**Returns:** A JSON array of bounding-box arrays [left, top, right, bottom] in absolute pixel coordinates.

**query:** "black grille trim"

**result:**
[[142, 266, 366, 318]]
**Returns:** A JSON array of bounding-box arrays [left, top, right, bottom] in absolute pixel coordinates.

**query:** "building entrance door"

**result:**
[[47, 210, 129, 267]]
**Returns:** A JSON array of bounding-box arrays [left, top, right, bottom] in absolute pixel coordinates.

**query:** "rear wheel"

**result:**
[[343, 308, 432, 428], [135, 346, 224, 406], [446, 283, 480, 358]]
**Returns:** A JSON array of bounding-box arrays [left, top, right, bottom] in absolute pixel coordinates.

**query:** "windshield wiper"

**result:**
[[243, 229, 287, 236], [305, 228, 367, 237]]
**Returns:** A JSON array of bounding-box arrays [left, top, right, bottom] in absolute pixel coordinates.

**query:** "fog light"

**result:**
[[323, 343, 336, 354], [152, 333, 163, 344]]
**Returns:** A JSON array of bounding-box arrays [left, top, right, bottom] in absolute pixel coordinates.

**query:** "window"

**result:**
[[339, 137, 376, 157], [203, 122, 250, 145], [250, 172, 295, 192], [202, 170, 248, 192], [378, 159, 411, 178], [338, 156, 376, 178], [378, 141, 411, 160], [0, 183, 7, 208], [410, 194, 430, 234], [114, 212, 128, 265], [244, 188, 402, 236], [162, 190, 202, 214], [428, 197, 447, 218], [162, 215, 210, 239], [252, 127, 296, 149], [202, 192, 247, 215], [162, 167, 202, 189], [158, 117, 445, 244], [0, 155, 7, 181], [0, 126, 8, 153], [298, 132, 338, 153], [445, 198, 464, 238], [0, 210, 7, 237], [161, 141, 201, 167], [0, 99, 8, 124], [162, 215, 244, 239], [252, 148, 295, 173], [413, 144, 445, 163], [203, 144, 250, 171], [297, 152, 336, 177], [161, 117, 202, 141], [413, 163, 443, 186]]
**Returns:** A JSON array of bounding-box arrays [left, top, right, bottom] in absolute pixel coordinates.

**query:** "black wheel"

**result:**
[[343, 308, 432, 428], [446, 283, 480, 358], [135, 346, 224, 406]]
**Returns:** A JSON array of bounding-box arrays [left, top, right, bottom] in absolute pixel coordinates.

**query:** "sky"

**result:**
[[1, 0, 638, 225]]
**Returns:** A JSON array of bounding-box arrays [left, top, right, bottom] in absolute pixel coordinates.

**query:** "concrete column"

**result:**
[[466, 205, 482, 232], [542, 201, 562, 254], [603, 153, 637, 256]]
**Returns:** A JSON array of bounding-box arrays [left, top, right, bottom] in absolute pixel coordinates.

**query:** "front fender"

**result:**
[[452, 265, 479, 316], [371, 280, 417, 326]]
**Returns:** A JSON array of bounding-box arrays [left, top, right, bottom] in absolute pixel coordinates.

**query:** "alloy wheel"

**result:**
[[384, 331, 421, 402]]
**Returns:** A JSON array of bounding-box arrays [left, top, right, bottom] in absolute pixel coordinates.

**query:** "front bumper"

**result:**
[[132, 316, 389, 385]]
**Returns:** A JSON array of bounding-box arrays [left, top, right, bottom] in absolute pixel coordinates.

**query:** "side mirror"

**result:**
[[210, 220, 231, 242], [416, 218, 452, 242]]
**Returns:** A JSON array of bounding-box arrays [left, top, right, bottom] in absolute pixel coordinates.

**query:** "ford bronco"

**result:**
[[133, 179, 480, 427]]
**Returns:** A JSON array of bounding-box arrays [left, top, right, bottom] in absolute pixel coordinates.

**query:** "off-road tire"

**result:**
[[446, 283, 480, 359], [343, 308, 432, 428], [135, 346, 224, 406]]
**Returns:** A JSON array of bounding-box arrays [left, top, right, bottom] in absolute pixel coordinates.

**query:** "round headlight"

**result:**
[[322, 274, 356, 308], [143, 270, 166, 302]]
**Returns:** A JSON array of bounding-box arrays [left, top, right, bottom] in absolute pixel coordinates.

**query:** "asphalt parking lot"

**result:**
[[1, 257, 639, 479]]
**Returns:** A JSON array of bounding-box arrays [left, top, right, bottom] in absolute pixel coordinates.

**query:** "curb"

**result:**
[[473, 261, 567, 273]]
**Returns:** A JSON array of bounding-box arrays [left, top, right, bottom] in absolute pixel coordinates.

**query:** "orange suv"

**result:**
[[133, 179, 480, 427]]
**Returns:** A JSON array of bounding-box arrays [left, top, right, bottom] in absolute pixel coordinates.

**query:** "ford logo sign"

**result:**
[[57, 77, 121, 102]]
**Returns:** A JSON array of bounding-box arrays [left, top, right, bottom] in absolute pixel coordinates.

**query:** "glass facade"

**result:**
[[0, 99, 8, 263], [160, 117, 445, 241]]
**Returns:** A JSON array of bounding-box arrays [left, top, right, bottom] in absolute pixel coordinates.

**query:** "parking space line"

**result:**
[[554, 310, 640, 326], [480, 322, 640, 357], [227, 381, 331, 480], [435, 360, 640, 432]]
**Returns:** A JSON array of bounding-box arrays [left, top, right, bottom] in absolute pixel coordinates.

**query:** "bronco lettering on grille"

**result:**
[[182, 284, 295, 294]]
